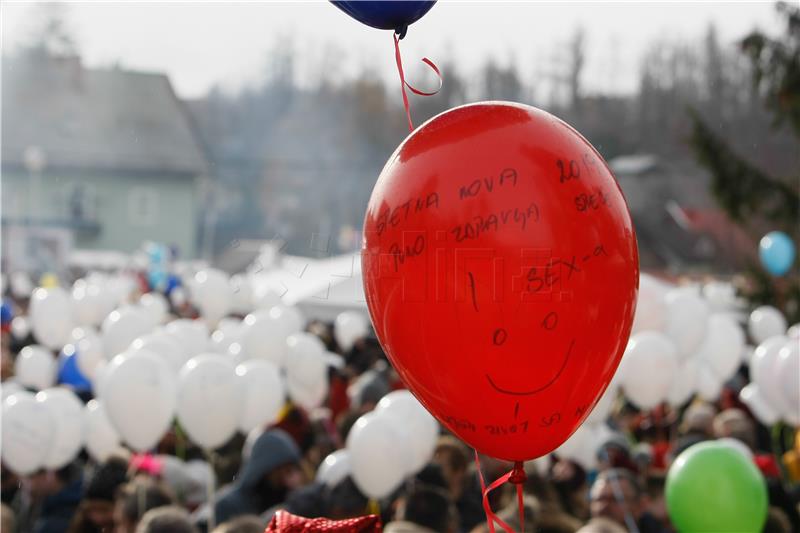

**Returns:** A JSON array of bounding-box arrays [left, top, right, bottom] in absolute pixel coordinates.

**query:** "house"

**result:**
[[609, 154, 754, 274], [1, 51, 208, 273]]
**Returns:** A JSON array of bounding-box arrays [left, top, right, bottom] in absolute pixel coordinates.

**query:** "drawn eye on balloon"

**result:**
[[458, 267, 575, 398]]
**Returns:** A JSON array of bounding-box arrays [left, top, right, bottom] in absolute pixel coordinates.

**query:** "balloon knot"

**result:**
[[395, 25, 408, 40], [509, 461, 526, 485]]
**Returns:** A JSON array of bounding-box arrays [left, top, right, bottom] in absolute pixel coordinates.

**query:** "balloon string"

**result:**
[[516, 483, 524, 532], [393, 32, 442, 132], [473, 450, 516, 533]]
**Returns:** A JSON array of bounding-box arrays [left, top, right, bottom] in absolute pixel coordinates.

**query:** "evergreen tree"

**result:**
[[689, 1, 800, 321]]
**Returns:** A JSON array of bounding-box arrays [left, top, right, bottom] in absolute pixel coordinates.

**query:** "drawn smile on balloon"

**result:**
[[485, 339, 575, 396]]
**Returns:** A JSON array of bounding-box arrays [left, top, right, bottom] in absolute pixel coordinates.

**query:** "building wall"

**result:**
[[1, 169, 198, 258]]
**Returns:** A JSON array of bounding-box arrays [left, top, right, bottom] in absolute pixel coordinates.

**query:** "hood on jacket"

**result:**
[[236, 428, 301, 491]]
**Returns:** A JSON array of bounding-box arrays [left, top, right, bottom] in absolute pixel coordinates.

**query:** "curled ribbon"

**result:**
[[393, 32, 443, 132], [474, 451, 527, 533]]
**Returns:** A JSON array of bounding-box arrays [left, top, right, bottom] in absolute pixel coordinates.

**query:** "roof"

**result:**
[[2, 52, 208, 175]]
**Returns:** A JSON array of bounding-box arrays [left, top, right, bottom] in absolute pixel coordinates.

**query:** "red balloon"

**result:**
[[362, 102, 638, 462]]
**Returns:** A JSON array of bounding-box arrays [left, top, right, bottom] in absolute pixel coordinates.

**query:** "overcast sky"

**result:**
[[2, 1, 781, 99]]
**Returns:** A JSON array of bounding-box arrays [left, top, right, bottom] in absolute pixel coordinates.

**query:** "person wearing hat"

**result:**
[[193, 429, 303, 531], [67, 457, 129, 533]]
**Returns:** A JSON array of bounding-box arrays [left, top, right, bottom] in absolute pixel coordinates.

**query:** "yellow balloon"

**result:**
[[39, 273, 59, 288]]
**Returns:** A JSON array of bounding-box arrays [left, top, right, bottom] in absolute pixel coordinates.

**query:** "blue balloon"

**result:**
[[331, 1, 436, 34], [165, 273, 181, 295], [759, 231, 796, 276], [58, 348, 92, 391], [148, 270, 168, 292], [0, 300, 12, 326]]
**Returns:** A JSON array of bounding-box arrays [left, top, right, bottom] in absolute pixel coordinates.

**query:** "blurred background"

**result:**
[[2, 2, 797, 318]]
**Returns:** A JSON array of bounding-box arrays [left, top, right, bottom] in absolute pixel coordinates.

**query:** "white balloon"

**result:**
[[170, 287, 187, 307], [15, 345, 56, 390], [667, 359, 699, 407], [165, 319, 210, 359], [101, 306, 152, 359], [556, 423, 597, 470], [30, 287, 74, 350], [346, 412, 411, 498], [139, 292, 169, 328], [72, 280, 110, 327], [1, 380, 25, 401], [631, 274, 668, 333], [101, 351, 176, 451], [749, 306, 787, 345], [130, 331, 190, 374], [695, 363, 723, 402], [316, 450, 351, 488], [740, 345, 756, 365], [71, 327, 105, 379], [238, 309, 291, 366], [230, 274, 254, 315], [189, 269, 232, 325], [253, 288, 282, 311], [376, 390, 439, 474], [334, 312, 370, 352], [84, 400, 121, 463], [717, 437, 754, 460], [587, 384, 618, 424], [235, 360, 285, 433], [1, 392, 55, 475], [664, 290, 710, 360], [271, 305, 305, 338], [177, 354, 243, 449], [787, 323, 800, 339], [750, 336, 792, 415], [36, 388, 85, 469], [621, 332, 678, 409], [285, 333, 328, 410], [10, 271, 33, 299], [10, 316, 30, 340], [696, 315, 745, 381], [740, 383, 779, 426], [702, 282, 738, 313], [209, 320, 242, 355], [775, 342, 800, 423]]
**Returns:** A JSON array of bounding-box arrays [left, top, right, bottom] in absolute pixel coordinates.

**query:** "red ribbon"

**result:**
[[474, 451, 524, 533], [392, 33, 442, 132]]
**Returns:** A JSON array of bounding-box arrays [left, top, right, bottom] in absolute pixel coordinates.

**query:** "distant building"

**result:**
[[1, 52, 208, 272], [610, 153, 753, 274]]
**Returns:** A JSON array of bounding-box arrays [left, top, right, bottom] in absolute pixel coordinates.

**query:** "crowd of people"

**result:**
[[1, 271, 799, 533]]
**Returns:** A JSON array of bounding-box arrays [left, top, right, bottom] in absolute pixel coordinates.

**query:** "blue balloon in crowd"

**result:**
[[331, 0, 436, 34], [759, 231, 796, 276], [165, 273, 181, 295], [1, 300, 12, 326], [58, 348, 92, 391]]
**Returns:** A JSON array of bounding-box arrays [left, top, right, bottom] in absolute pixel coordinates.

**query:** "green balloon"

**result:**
[[666, 441, 768, 533]]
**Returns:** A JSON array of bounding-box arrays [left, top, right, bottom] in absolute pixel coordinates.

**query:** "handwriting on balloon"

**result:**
[[540, 412, 561, 428], [451, 203, 539, 243], [376, 192, 440, 237], [389, 234, 426, 272], [575, 187, 608, 212], [458, 168, 518, 200], [575, 403, 589, 417], [558, 153, 603, 184], [443, 415, 476, 432], [542, 311, 558, 330], [485, 421, 529, 436], [526, 257, 581, 293]]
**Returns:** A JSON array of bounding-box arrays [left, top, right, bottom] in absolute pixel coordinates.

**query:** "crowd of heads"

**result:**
[[1, 269, 799, 533]]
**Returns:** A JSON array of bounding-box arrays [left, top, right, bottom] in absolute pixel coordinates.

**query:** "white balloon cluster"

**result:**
[[740, 315, 799, 426], [318, 390, 439, 499], [617, 275, 750, 410], [4, 269, 374, 475]]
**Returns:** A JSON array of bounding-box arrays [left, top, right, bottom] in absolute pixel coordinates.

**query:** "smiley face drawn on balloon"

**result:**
[[484, 338, 575, 396]]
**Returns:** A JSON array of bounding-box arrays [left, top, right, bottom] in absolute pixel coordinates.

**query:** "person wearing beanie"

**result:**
[[67, 457, 129, 533], [193, 429, 303, 531]]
